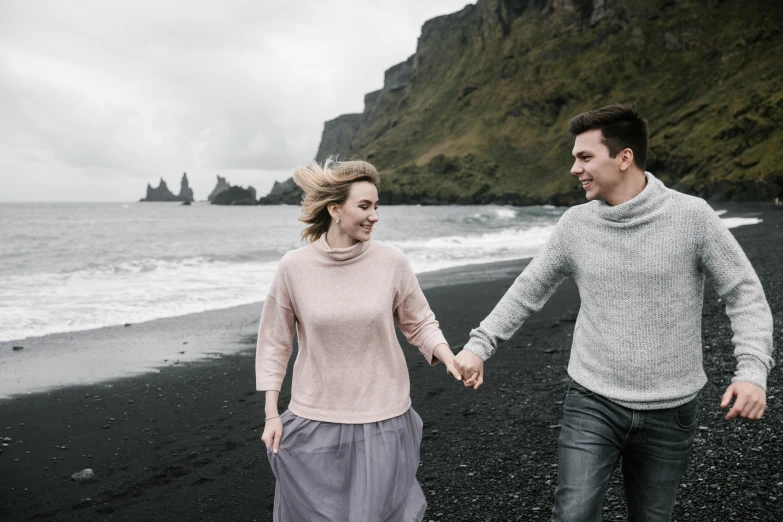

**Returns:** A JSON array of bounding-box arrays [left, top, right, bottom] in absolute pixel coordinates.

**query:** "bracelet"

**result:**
[[265, 414, 280, 421]]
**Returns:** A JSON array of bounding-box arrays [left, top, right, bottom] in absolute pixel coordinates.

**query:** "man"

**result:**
[[454, 104, 774, 521]]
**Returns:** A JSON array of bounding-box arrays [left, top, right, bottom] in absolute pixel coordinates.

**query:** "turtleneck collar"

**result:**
[[593, 172, 670, 225], [312, 234, 372, 262]]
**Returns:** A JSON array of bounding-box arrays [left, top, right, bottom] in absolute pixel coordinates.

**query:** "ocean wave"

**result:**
[[45, 249, 286, 276], [392, 225, 556, 273], [494, 208, 517, 219], [721, 217, 763, 229], [0, 258, 281, 342], [393, 225, 553, 249], [460, 205, 564, 228]]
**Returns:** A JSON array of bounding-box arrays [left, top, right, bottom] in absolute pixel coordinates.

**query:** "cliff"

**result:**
[[302, 0, 783, 205]]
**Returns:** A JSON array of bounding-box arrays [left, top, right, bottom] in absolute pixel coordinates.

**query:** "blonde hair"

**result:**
[[293, 157, 380, 243]]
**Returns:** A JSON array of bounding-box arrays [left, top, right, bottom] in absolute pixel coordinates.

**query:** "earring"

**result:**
[[336, 217, 340, 224]]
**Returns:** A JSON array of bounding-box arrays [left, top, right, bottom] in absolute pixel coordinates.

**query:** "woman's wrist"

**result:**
[[433, 343, 454, 364], [264, 390, 280, 417]]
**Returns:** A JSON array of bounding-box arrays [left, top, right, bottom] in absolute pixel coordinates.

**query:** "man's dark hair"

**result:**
[[568, 104, 648, 170]]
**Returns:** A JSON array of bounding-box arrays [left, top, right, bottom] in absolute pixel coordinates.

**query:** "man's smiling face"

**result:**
[[570, 129, 624, 203]]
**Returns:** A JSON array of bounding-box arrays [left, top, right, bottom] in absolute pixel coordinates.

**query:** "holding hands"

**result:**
[[434, 344, 484, 390], [434, 344, 463, 383], [454, 349, 484, 390]]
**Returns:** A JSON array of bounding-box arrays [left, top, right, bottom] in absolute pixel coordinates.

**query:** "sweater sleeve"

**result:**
[[697, 201, 774, 390], [464, 212, 573, 361], [393, 254, 448, 366], [255, 262, 297, 392]]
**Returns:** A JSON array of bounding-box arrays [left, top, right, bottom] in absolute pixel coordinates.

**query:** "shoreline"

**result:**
[[0, 203, 780, 521], [0, 257, 533, 399]]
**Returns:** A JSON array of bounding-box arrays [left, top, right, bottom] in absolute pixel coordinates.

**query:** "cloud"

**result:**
[[0, 0, 471, 201]]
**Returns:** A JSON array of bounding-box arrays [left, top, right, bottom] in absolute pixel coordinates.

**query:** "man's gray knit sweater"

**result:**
[[465, 172, 774, 409]]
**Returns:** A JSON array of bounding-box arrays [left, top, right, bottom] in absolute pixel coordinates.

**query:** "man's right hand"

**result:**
[[261, 417, 283, 453], [454, 349, 484, 390]]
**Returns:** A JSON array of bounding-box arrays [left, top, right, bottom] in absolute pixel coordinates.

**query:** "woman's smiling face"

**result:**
[[335, 181, 379, 242]]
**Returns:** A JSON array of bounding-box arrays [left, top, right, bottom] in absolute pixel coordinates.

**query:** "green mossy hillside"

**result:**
[[312, 0, 783, 205]]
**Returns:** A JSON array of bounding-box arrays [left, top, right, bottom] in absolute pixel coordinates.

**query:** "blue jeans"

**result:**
[[552, 380, 698, 522]]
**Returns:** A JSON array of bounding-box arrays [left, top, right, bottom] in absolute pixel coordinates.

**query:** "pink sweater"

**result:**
[[255, 235, 448, 423]]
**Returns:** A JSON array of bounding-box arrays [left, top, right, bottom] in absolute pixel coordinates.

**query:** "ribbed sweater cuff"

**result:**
[[732, 355, 769, 391], [464, 340, 492, 361]]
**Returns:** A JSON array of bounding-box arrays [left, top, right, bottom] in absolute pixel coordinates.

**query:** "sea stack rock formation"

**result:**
[[207, 175, 230, 203], [140, 173, 195, 202], [140, 178, 177, 202], [178, 173, 195, 203], [205, 175, 258, 205], [211, 185, 258, 205], [258, 178, 303, 205]]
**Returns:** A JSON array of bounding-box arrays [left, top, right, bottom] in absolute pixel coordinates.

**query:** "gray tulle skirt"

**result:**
[[267, 407, 426, 522]]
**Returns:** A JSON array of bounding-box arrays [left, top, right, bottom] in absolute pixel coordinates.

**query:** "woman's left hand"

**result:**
[[433, 343, 462, 382]]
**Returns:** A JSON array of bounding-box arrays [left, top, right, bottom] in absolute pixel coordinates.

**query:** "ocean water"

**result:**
[[0, 202, 762, 343], [0, 202, 570, 342]]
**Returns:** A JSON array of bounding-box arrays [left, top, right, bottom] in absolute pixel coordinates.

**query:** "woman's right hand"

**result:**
[[433, 343, 463, 382], [261, 416, 283, 454]]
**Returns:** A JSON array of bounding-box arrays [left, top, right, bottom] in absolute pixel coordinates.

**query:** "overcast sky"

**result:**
[[0, 0, 471, 202]]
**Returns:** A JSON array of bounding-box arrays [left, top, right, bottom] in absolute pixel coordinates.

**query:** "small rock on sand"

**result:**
[[71, 469, 96, 482]]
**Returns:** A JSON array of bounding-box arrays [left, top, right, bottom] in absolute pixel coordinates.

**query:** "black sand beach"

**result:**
[[1, 203, 781, 521]]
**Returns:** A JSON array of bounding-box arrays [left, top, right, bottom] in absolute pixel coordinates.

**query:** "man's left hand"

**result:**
[[453, 350, 484, 390], [721, 382, 766, 420]]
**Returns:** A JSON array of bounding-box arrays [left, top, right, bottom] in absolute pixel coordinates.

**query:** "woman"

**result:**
[[256, 158, 461, 521]]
